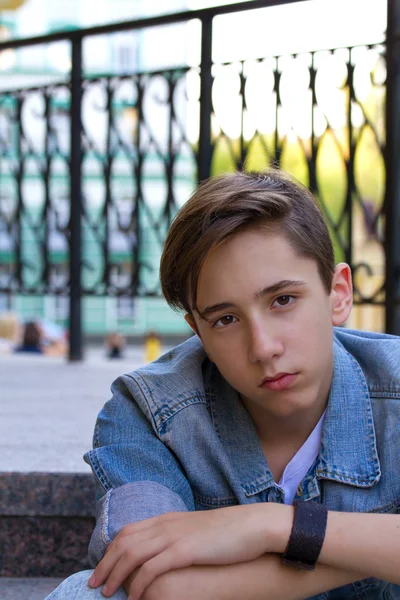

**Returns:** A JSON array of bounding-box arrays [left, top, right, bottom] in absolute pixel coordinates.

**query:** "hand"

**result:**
[[89, 503, 292, 600]]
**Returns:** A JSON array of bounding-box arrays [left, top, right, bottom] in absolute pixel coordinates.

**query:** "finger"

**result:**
[[90, 545, 122, 588], [129, 543, 192, 600], [102, 537, 168, 598], [93, 530, 147, 586], [92, 521, 176, 588]]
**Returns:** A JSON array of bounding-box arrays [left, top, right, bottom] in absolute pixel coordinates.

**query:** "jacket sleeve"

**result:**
[[84, 373, 195, 566]]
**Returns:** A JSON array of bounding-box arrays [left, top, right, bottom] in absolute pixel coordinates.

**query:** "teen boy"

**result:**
[[47, 170, 400, 600]]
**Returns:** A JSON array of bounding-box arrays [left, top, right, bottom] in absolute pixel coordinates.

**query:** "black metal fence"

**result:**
[[0, 0, 399, 360]]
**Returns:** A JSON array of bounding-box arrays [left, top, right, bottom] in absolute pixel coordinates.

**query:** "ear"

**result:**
[[330, 263, 353, 326], [184, 313, 200, 338]]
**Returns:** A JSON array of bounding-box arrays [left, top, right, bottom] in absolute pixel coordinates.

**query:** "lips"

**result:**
[[260, 372, 298, 391]]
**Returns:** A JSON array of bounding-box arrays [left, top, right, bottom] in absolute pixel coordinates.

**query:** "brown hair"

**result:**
[[23, 321, 42, 347], [160, 170, 335, 316]]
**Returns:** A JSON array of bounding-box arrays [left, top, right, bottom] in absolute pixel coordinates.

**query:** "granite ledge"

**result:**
[[0, 515, 94, 577], [0, 472, 96, 517]]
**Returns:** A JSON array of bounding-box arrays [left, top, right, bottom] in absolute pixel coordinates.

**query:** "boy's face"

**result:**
[[186, 228, 352, 419]]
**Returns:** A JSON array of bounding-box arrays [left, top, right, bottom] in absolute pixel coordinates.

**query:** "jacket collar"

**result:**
[[205, 362, 275, 498], [314, 338, 381, 488], [206, 336, 381, 498], [137, 333, 381, 496]]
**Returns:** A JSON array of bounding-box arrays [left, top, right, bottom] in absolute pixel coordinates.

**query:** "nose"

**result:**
[[248, 322, 284, 364]]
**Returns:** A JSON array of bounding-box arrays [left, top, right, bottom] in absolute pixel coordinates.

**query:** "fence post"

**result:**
[[197, 16, 213, 182], [385, 0, 400, 334], [69, 36, 83, 361]]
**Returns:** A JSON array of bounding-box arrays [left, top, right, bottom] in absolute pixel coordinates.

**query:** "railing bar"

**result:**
[[345, 51, 355, 266], [0, 0, 307, 50], [68, 38, 83, 361], [197, 15, 213, 182], [384, 0, 400, 334]]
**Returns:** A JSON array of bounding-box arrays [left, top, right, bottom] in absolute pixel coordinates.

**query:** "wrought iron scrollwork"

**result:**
[[0, 84, 71, 297], [0, 14, 393, 339], [209, 44, 386, 319]]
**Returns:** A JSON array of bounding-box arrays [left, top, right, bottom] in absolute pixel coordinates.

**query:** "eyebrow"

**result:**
[[197, 279, 307, 321]]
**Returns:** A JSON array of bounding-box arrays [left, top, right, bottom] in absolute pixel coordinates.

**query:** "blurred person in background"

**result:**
[[105, 332, 126, 359], [0, 312, 21, 354], [15, 320, 67, 356], [144, 330, 161, 363]]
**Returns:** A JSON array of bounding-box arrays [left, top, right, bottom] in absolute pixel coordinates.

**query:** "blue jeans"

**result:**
[[45, 570, 127, 599]]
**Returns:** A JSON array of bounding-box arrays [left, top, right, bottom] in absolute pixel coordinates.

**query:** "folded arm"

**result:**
[[97, 503, 400, 599], [131, 555, 362, 600], [124, 505, 394, 600], [139, 507, 400, 600], [316, 509, 400, 582]]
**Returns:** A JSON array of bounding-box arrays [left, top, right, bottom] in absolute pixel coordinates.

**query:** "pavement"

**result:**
[[0, 579, 64, 599], [0, 345, 161, 473]]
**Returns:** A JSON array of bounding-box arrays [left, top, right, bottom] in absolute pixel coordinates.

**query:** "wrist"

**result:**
[[261, 503, 294, 554]]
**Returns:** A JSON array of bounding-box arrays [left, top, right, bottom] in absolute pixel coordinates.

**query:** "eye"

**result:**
[[272, 295, 295, 308], [213, 315, 238, 328]]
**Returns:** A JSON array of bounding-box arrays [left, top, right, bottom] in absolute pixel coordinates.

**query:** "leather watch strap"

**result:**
[[282, 500, 328, 571]]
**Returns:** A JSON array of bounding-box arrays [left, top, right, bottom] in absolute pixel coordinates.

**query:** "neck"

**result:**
[[250, 400, 326, 448], [242, 368, 332, 449], [242, 394, 328, 483]]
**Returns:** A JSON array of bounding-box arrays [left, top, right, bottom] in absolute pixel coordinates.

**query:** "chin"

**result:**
[[260, 392, 310, 415]]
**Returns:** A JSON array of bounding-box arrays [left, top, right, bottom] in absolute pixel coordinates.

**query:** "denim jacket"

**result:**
[[84, 327, 400, 599]]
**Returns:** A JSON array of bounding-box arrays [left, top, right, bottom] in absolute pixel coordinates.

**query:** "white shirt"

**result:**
[[277, 411, 326, 505]]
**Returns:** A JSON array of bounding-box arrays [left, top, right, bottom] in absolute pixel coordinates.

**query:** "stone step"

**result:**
[[0, 472, 95, 577], [0, 578, 63, 600]]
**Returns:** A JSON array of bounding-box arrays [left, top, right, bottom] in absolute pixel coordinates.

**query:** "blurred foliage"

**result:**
[[210, 125, 385, 264]]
